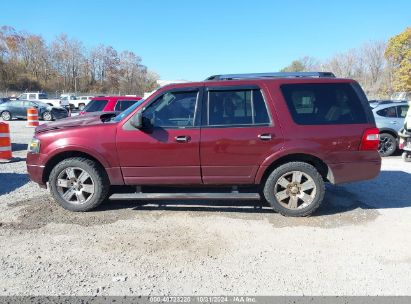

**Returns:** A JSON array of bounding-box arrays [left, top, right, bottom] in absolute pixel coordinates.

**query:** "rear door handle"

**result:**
[[175, 135, 191, 143], [258, 133, 272, 141]]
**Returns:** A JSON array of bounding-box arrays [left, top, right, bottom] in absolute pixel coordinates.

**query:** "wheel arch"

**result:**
[[256, 153, 333, 185], [379, 128, 399, 139], [42, 150, 108, 184]]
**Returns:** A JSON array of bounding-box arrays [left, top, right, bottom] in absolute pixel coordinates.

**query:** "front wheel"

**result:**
[[1, 111, 11, 121], [378, 133, 396, 157], [263, 162, 325, 217], [402, 152, 411, 162], [49, 157, 110, 211]]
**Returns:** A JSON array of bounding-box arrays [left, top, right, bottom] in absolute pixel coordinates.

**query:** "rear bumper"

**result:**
[[328, 159, 381, 184]]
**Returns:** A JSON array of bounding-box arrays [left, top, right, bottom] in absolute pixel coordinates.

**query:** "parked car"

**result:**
[[0, 97, 10, 105], [0, 100, 68, 121], [18, 92, 69, 108], [371, 101, 409, 156], [26, 72, 381, 217], [79, 96, 142, 115]]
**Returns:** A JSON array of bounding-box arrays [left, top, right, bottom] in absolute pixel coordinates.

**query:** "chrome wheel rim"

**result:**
[[43, 112, 52, 121], [56, 167, 95, 204], [274, 171, 317, 210], [2, 112, 10, 120], [378, 136, 394, 155]]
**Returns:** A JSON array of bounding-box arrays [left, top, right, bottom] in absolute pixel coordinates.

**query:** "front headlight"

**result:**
[[28, 138, 41, 154]]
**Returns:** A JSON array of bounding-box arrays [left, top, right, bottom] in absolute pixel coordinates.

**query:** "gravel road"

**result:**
[[0, 120, 411, 296]]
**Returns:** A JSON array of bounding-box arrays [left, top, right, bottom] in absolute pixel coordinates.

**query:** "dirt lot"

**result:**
[[0, 120, 411, 296]]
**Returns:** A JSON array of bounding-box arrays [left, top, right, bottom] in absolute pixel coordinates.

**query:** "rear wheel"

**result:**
[[1, 111, 11, 121], [263, 162, 325, 217], [378, 133, 396, 157], [49, 157, 109, 211]]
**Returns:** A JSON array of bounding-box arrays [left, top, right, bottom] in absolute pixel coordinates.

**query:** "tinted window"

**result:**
[[376, 106, 398, 118], [83, 100, 108, 112], [23, 101, 36, 107], [281, 83, 368, 125], [208, 89, 269, 126], [397, 105, 408, 118], [38, 93, 48, 99], [115, 100, 137, 112], [143, 91, 198, 128]]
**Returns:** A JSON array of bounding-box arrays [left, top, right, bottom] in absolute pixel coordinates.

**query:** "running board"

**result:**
[[109, 192, 261, 201]]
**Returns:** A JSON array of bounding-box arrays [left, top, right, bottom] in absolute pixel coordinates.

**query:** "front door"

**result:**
[[116, 88, 203, 185], [200, 85, 283, 184]]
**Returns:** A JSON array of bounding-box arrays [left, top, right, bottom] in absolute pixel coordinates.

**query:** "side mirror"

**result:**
[[130, 111, 143, 129]]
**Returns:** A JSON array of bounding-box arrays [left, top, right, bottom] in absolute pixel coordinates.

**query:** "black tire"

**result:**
[[402, 152, 411, 162], [378, 133, 397, 157], [49, 157, 110, 211], [263, 162, 325, 217], [42, 111, 53, 121], [1, 111, 11, 121]]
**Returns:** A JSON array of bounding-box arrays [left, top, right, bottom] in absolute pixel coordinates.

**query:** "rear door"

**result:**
[[200, 85, 283, 184]]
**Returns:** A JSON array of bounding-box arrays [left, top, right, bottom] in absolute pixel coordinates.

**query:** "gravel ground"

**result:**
[[0, 120, 411, 296]]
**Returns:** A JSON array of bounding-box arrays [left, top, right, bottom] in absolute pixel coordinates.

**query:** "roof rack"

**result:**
[[205, 72, 336, 81]]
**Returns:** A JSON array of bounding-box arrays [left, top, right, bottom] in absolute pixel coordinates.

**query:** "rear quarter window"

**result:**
[[280, 83, 368, 125]]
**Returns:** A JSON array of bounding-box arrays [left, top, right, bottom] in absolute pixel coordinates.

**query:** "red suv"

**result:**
[[26, 72, 381, 217], [79, 96, 142, 115]]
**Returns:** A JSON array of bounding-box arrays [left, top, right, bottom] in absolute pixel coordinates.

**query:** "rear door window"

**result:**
[[207, 89, 270, 126], [114, 100, 137, 112], [280, 83, 368, 125], [376, 106, 398, 118], [83, 100, 108, 112]]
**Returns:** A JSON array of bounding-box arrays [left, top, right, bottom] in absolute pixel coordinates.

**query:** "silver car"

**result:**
[[371, 101, 409, 156]]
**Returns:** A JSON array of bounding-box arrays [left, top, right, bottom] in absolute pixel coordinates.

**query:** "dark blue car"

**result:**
[[0, 100, 68, 121]]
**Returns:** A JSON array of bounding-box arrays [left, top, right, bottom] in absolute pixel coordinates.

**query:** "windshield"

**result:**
[[112, 99, 145, 122]]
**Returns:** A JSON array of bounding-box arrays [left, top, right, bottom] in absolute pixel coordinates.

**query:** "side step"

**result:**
[[109, 192, 261, 201]]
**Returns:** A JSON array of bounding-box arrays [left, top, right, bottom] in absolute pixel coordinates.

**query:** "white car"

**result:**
[[19, 92, 68, 108], [72, 96, 94, 110]]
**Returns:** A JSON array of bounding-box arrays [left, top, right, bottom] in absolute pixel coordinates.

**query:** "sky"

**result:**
[[1, 0, 410, 81]]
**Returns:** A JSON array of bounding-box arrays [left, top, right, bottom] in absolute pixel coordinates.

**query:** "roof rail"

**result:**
[[205, 72, 336, 81]]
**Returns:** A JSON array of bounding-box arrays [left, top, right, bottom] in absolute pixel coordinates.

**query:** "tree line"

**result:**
[[0, 26, 159, 96], [280, 27, 411, 99]]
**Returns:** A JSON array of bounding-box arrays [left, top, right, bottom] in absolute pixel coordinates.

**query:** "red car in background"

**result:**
[[79, 96, 142, 115]]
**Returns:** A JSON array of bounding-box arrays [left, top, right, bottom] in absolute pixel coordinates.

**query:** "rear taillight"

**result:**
[[399, 138, 405, 150], [359, 128, 380, 151]]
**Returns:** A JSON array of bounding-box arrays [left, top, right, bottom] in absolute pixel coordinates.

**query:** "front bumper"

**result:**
[[26, 152, 47, 187]]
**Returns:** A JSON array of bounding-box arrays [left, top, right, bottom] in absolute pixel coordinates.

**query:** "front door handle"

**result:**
[[258, 133, 272, 141], [175, 135, 191, 143]]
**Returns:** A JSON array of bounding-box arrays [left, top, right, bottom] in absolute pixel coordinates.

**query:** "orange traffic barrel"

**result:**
[[27, 107, 39, 127], [0, 122, 12, 160]]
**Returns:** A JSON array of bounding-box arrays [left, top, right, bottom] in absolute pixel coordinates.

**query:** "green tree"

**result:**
[[385, 27, 411, 92], [280, 60, 305, 72]]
